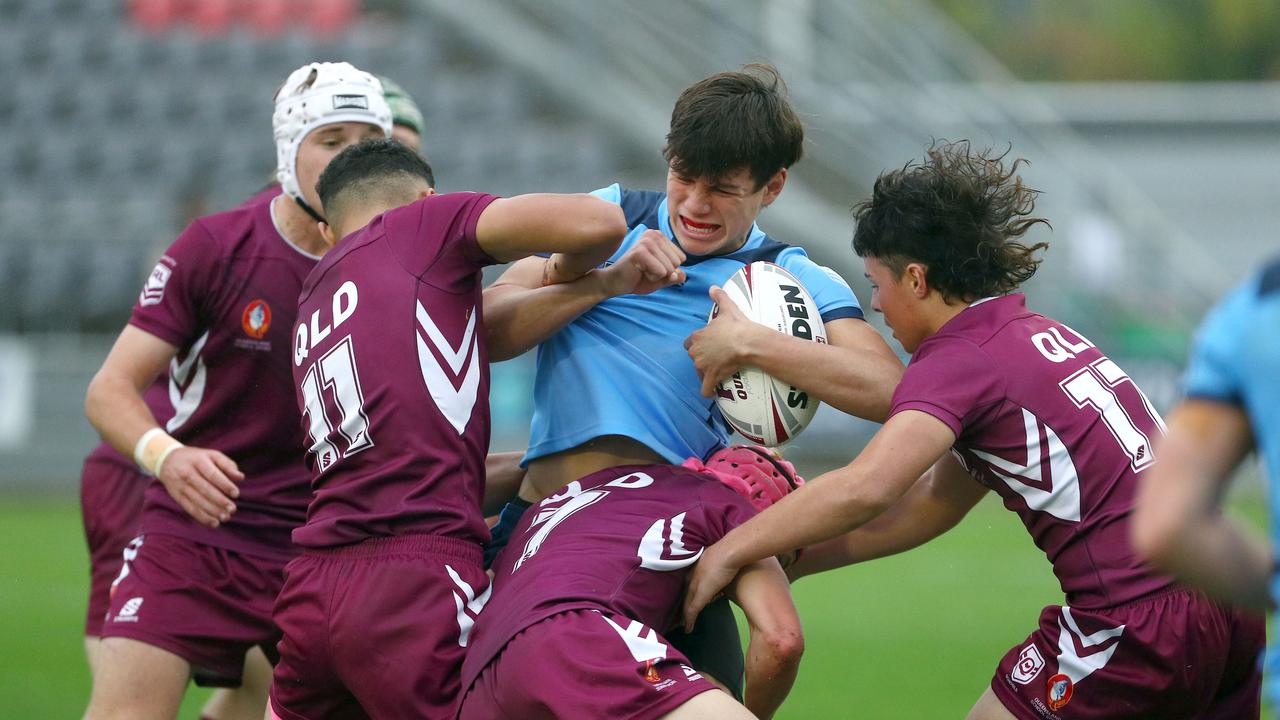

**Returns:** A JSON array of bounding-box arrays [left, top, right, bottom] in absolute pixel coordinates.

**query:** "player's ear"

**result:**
[[420, 188, 436, 199], [905, 263, 929, 298], [760, 168, 787, 208], [318, 221, 338, 248]]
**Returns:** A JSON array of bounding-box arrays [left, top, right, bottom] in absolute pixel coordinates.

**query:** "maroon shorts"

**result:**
[[100, 532, 287, 687], [268, 535, 488, 720], [992, 589, 1263, 719], [80, 458, 149, 636], [458, 609, 720, 720]]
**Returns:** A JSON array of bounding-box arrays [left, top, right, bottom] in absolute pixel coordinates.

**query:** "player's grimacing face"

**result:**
[[665, 166, 785, 256], [865, 255, 927, 353], [296, 122, 387, 209]]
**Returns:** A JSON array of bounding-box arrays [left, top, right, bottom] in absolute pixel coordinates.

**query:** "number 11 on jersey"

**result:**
[[300, 336, 374, 471]]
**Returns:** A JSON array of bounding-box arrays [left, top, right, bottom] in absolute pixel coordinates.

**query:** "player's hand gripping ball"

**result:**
[[710, 261, 826, 445], [683, 444, 805, 511]]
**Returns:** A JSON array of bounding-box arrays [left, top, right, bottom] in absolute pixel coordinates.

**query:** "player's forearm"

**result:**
[[85, 369, 168, 460], [743, 632, 801, 720], [791, 478, 978, 578], [791, 508, 953, 579], [483, 276, 609, 361], [722, 467, 898, 574], [527, 195, 625, 278], [1142, 515, 1273, 610], [741, 326, 902, 423]]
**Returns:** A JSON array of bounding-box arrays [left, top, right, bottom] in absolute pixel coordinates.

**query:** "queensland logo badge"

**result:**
[[242, 299, 272, 339], [1047, 673, 1073, 711], [1011, 644, 1044, 686]]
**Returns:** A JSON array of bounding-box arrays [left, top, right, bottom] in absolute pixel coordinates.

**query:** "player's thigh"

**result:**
[[199, 647, 273, 720], [656, 689, 755, 720], [966, 686, 1020, 720], [85, 636, 190, 720]]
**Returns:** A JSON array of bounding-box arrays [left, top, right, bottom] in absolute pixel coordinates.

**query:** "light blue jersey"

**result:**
[[1182, 256, 1280, 702], [525, 184, 864, 466]]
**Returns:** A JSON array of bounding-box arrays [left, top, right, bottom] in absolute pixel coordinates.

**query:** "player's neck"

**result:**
[[922, 296, 971, 337], [271, 195, 330, 258]]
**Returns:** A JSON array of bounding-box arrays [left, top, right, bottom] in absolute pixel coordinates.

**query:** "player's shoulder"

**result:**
[[909, 332, 997, 376], [592, 184, 665, 230], [186, 196, 276, 256]]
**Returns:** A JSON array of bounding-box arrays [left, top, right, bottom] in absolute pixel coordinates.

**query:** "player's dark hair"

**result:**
[[852, 140, 1050, 302], [316, 138, 436, 223], [664, 62, 804, 190]]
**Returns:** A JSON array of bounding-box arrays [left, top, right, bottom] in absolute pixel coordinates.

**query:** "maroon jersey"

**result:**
[[891, 294, 1173, 608], [290, 192, 499, 549], [461, 464, 757, 693], [128, 188, 316, 562]]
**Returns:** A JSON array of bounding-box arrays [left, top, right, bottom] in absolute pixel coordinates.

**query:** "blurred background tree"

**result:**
[[933, 0, 1280, 80]]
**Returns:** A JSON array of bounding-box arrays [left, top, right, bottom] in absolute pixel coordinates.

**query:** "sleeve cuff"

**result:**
[[820, 306, 865, 323], [890, 400, 965, 437]]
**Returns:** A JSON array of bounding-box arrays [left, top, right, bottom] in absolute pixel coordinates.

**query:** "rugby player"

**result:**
[[378, 76, 426, 154], [458, 458, 804, 720], [267, 138, 625, 719], [684, 141, 1263, 719], [482, 63, 903, 696], [82, 62, 391, 720], [1133, 257, 1280, 704]]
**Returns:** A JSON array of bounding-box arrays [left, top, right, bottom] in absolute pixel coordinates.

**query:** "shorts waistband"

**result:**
[[1082, 585, 1184, 612], [303, 534, 482, 564]]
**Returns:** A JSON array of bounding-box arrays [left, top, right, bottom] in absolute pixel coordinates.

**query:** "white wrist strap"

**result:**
[[154, 442, 184, 478], [133, 427, 183, 476], [133, 428, 167, 470]]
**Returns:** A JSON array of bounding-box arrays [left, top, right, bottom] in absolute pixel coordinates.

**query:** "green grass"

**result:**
[[0, 494, 1267, 717]]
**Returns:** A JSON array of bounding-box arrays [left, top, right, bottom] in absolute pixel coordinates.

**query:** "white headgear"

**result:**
[[272, 62, 393, 202]]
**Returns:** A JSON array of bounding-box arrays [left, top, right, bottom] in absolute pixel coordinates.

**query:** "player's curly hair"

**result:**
[[852, 141, 1050, 302], [664, 62, 804, 190]]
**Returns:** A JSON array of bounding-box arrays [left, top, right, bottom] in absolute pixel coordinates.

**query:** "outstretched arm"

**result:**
[[474, 193, 625, 272], [86, 326, 243, 528], [789, 452, 987, 579], [725, 557, 803, 720], [684, 410, 955, 628], [685, 287, 903, 422], [485, 230, 686, 361], [1132, 399, 1272, 609]]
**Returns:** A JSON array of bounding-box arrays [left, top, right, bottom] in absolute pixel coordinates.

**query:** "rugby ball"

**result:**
[[711, 262, 826, 446]]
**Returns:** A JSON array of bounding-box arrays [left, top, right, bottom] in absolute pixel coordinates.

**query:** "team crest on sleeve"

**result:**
[[1011, 643, 1045, 685], [241, 299, 272, 339], [139, 259, 174, 306]]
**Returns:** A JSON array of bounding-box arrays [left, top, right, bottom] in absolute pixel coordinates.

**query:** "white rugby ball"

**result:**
[[711, 261, 826, 446]]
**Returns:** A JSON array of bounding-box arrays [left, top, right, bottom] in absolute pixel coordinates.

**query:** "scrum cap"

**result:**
[[273, 62, 392, 202], [379, 76, 425, 137]]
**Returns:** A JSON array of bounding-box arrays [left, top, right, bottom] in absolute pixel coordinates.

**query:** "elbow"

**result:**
[[84, 370, 109, 429], [588, 199, 627, 246], [766, 626, 804, 670]]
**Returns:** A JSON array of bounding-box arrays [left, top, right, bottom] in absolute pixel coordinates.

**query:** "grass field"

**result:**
[[0, 493, 1267, 718]]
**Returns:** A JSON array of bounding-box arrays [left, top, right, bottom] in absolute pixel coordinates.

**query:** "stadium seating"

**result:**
[[0, 3, 627, 332]]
